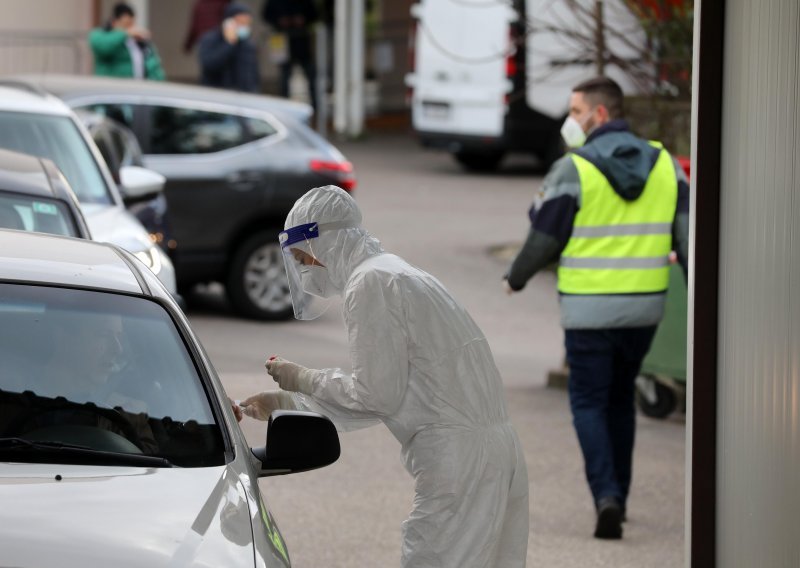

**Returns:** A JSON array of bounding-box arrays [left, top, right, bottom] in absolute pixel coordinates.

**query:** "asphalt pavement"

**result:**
[[188, 131, 686, 567]]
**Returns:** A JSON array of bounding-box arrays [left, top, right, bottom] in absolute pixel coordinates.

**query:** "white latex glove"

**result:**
[[240, 390, 297, 421], [265, 356, 316, 394], [503, 280, 515, 295]]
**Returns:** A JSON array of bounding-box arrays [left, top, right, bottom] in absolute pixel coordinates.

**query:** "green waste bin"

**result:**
[[635, 263, 687, 418]]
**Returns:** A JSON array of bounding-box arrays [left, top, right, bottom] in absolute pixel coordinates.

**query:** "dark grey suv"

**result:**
[[14, 75, 357, 320]]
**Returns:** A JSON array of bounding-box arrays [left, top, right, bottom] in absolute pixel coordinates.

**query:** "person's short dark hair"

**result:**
[[572, 76, 624, 119], [112, 2, 135, 20]]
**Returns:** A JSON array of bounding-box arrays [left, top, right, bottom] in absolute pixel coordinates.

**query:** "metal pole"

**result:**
[[333, 0, 348, 136], [347, 0, 364, 138]]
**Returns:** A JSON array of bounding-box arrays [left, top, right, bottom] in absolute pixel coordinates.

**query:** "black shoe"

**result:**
[[594, 497, 623, 539]]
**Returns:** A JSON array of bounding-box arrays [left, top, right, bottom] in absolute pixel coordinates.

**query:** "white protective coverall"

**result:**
[[274, 186, 529, 567]]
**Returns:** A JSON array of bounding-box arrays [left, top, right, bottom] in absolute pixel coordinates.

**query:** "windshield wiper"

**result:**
[[0, 437, 173, 468]]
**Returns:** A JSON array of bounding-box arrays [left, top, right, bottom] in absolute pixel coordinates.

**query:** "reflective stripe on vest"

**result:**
[[558, 147, 678, 295]]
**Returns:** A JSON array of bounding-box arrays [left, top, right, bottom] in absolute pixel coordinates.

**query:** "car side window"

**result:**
[[147, 106, 247, 154], [83, 103, 135, 130], [108, 125, 142, 168], [243, 116, 278, 142], [91, 128, 121, 175]]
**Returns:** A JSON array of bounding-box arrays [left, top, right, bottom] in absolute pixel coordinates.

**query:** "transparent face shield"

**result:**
[[279, 222, 333, 320]]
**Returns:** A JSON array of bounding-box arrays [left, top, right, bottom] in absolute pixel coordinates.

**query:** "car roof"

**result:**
[[10, 74, 312, 120], [0, 148, 93, 239], [0, 149, 55, 198], [0, 83, 72, 116], [0, 229, 165, 298]]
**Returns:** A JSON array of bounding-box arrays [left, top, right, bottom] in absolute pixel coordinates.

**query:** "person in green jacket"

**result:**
[[88, 2, 165, 80]]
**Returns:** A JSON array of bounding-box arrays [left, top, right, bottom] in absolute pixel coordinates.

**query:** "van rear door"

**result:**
[[408, 1, 518, 140]]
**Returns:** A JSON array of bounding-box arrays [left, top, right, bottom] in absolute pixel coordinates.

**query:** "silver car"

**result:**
[[9, 74, 357, 320], [0, 229, 340, 567]]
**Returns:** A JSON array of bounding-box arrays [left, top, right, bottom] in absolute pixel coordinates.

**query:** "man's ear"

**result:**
[[595, 104, 610, 125]]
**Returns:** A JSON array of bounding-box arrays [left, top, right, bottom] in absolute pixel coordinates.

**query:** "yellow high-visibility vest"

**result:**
[[558, 145, 678, 295]]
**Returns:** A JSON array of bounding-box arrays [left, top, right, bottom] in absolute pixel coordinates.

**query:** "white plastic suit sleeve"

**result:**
[[296, 271, 410, 423]]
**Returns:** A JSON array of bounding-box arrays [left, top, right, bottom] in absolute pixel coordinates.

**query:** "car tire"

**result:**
[[635, 375, 677, 419], [453, 150, 505, 172], [227, 231, 294, 321]]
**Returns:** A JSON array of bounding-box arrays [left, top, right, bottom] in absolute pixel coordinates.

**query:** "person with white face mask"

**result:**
[[242, 185, 530, 567], [198, 3, 260, 92], [504, 77, 690, 540]]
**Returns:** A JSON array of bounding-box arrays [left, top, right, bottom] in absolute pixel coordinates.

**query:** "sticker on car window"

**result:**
[[33, 202, 58, 215]]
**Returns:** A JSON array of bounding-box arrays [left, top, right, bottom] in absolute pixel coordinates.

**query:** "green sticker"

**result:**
[[33, 202, 58, 215]]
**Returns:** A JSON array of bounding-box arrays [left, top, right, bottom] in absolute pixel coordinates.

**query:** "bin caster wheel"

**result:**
[[635, 375, 677, 419]]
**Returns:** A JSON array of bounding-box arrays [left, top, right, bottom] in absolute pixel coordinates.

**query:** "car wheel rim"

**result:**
[[243, 243, 292, 312]]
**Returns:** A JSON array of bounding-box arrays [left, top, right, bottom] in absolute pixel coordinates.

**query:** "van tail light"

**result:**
[[310, 159, 357, 192], [505, 23, 520, 105]]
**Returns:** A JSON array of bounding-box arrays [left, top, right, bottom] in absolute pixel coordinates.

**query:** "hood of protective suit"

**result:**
[[284, 186, 383, 295]]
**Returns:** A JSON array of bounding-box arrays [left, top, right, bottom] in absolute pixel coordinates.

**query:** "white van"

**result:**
[[406, 0, 648, 171]]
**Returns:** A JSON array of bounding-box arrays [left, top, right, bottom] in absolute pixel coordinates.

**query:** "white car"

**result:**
[[0, 229, 340, 567], [0, 82, 176, 295]]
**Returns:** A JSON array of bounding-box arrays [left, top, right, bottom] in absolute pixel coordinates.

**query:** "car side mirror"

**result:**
[[119, 166, 165, 202], [252, 410, 340, 477]]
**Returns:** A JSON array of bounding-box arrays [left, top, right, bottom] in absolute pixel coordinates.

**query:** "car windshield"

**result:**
[[0, 192, 79, 237], [0, 284, 226, 467], [0, 112, 113, 205]]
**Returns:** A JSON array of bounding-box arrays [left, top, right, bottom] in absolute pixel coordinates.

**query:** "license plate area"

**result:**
[[421, 101, 451, 119]]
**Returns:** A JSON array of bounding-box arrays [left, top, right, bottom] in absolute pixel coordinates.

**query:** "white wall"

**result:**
[[717, 0, 800, 565], [0, 0, 94, 74], [0, 0, 93, 32]]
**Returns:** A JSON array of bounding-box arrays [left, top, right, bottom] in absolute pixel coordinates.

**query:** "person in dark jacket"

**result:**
[[88, 2, 165, 80], [505, 77, 690, 541], [198, 3, 260, 93], [262, 0, 318, 111], [183, 0, 230, 54]]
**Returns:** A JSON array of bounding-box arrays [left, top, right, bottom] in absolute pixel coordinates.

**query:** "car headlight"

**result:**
[[133, 245, 163, 275]]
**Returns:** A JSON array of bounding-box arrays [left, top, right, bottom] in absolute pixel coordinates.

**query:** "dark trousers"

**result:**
[[279, 58, 317, 111], [565, 326, 657, 508]]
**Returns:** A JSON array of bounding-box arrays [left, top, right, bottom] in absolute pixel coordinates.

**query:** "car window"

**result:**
[[109, 123, 143, 168], [243, 116, 278, 141], [0, 192, 79, 237], [91, 127, 122, 176], [0, 284, 226, 467], [0, 112, 113, 205], [82, 103, 135, 131], [147, 106, 247, 154]]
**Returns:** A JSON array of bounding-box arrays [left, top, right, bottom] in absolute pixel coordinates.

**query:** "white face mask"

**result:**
[[560, 115, 588, 148], [300, 265, 330, 299]]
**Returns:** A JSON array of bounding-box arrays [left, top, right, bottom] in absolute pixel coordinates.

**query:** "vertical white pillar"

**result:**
[[128, 0, 149, 28], [346, 0, 364, 138], [333, 0, 365, 138], [333, 0, 348, 135]]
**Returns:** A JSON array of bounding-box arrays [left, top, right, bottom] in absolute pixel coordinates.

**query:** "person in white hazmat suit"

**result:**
[[241, 185, 529, 567]]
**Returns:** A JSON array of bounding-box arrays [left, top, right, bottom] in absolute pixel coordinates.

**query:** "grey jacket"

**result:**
[[506, 120, 690, 330]]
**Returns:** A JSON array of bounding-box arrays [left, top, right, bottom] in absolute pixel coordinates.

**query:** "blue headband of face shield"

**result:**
[[279, 220, 359, 249], [280, 222, 319, 249]]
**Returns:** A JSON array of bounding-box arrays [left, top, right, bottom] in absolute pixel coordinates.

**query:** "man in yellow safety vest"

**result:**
[[504, 76, 689, 540]]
